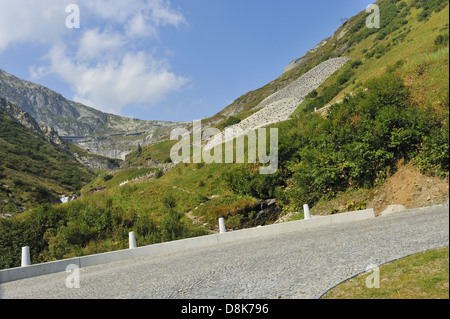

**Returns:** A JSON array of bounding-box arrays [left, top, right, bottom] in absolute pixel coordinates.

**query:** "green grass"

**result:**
[[124, 139, 177, 167], [322, 246, 449, 299], [82, 161, 254, 228], [82, 167, 157, 191], [332, 2, 449, 107]]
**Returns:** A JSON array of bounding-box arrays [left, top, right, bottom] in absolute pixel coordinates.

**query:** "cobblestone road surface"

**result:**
[[1, 204, 448, 299]]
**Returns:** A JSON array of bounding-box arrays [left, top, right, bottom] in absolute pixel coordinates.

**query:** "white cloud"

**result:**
[[0, 0, 68, 52], [84, 0, 186, 38], [45, 44, 189, 115], [0, 0, 189, 116], [76, 29, 125, 60]]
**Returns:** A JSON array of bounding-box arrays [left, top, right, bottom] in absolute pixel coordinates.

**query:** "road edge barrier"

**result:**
[[0, 208, 374, 284]]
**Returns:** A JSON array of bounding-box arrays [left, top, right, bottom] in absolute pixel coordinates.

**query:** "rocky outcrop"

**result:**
[[0, 97, 43, 136], [0, 97, 68, 151], [72, 154, 121, 170]]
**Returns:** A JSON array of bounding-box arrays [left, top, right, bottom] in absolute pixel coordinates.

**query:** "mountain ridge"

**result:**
[[0, 68, 189, 159]]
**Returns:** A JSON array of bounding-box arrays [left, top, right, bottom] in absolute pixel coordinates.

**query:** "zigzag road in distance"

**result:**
[[0, 205, 448, 299]]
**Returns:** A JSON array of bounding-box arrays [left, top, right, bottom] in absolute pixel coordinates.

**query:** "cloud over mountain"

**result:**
[[0, 0, 189, 115]]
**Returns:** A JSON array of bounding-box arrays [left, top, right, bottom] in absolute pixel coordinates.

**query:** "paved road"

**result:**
[[1, 205, 448, 299]]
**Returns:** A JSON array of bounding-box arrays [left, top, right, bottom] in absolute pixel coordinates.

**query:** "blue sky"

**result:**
[[0, 1, 372, 122]]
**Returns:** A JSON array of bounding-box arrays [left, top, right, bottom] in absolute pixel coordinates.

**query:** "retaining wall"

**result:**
[[204, 57, 350, 151]]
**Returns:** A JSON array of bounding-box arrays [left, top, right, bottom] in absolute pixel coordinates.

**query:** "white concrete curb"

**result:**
[[0, 208, 374, 284]]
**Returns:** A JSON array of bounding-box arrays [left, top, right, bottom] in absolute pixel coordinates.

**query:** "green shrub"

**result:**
[[414, 123, 449, 176], [282, 72, 446, 210], [160, 194, 186, 242], [434, 33, 449, 51], [155, 168, 164, 179], [218, 116, 242, 129], [224, 165, 285, 199], [305, 90, 318, 99], [225, 214, 243, 229], [345, 200, 367, 212], [350, 59, 363, 69], [337, 69, 355, 85]]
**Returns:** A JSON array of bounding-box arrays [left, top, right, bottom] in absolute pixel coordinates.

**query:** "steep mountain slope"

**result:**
[[0, 68, 189, 159], [204, 57, 350, 151], [0, 98, 95, 217], [204, 0, 449, 129]]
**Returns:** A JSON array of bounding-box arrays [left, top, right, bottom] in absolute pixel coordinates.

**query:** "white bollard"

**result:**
[[21, 246, 31, 267], [129, 232, 137, 249], [218, 218, 227, 233], [303, 204, 311, 220]]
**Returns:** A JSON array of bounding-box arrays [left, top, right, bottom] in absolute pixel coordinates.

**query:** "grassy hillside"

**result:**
[[230, 0, 449, 215], [296, 0, 449, 114], [0, 0, 448, 269], [0, 107, 95, 217]]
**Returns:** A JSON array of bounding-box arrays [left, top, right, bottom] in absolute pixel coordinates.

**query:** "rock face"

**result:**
[[71, 154, 121, 170], [0, 97, 67, 150], [205, 57, 350, 151]]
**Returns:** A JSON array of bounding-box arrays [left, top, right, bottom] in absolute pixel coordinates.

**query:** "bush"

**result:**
[[225, 214, 243, 229], [305, 90, 318, 99], [219, 116, 241, 129], [413, 0, 449, 21], [280, 72, 447, 210], [32, 185, 55, 204], [366, 44, 389, 59], [345, 200, 367, 212], [414, 123, 449, 176], [300, 83, 343, 113], [155, 168, 164, 179], [160, 194, 186, 242], [350, 59, 363, 69], [434, 33, 449, 51], [224, 165, 285, 199], [337, 69, 355, 85]]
